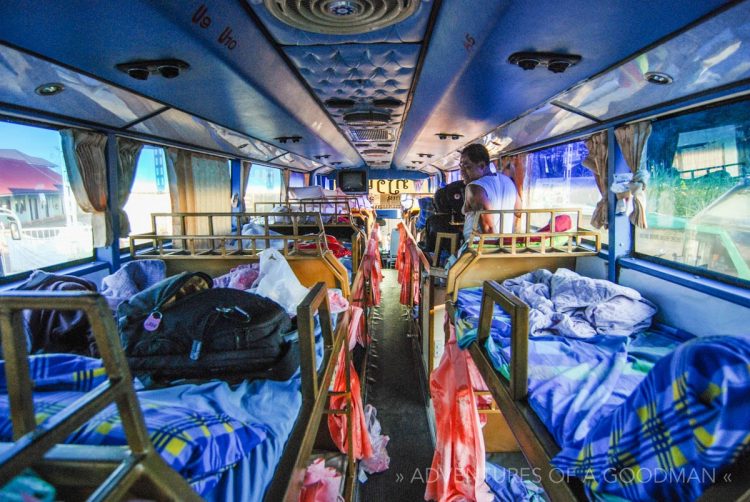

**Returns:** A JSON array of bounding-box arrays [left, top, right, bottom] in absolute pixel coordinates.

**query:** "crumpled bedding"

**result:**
[[100, 259, 166, 311], [240, 222, 284, 250], [213, 263, 260, 290], [502, 268, 656, 338]]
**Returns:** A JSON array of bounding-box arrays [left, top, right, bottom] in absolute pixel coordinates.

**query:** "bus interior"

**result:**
[[0, 1, 749, 501]]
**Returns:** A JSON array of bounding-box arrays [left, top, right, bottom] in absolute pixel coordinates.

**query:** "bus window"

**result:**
[[244, 164, 283, 211], [121, 146, 173, 247], [288, 171, 305, 188], [637, 99, 750, 282], [523, 139, 606, 244], [0, 121, 93, 278]]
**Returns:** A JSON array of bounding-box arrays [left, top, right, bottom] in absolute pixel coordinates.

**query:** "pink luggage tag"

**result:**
[[143, 312, 162, 332]]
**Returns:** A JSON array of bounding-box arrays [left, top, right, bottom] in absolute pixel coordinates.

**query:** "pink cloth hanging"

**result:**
[[328, 347, 373, 460], [425, 318, 493, 502], [299, 457, 343, 502]]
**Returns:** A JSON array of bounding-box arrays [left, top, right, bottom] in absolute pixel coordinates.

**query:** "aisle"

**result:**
[[360, 269, 434, 501]]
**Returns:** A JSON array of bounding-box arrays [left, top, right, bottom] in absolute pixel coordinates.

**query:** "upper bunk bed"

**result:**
[[128, 211, 351, 298]]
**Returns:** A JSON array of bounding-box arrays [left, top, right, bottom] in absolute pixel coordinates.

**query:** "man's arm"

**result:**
[[466, 184, 496, 233]]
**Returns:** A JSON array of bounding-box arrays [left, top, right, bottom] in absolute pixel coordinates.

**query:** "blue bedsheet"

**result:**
[[0, 323, 325, 499], [454, 284, 750, 500], [454, 285, 690, 447]]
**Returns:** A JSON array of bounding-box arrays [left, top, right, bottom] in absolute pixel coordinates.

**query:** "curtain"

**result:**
[[166, 149, 231, 247], [116, 138, 143, 237], [240, 161, 252, 211], [303, 173, 311, 187], [615, 122, 652, 228], [282, 169, 291, 202], [581, 131, 609, 229], [60, 129, 109, 246]]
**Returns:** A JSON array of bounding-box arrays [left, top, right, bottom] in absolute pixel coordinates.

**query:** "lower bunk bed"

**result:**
[[452, 272, 750, 501], [0, 283, 349, 501]]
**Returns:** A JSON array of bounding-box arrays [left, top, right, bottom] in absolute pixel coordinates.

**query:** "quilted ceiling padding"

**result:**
[[285, 43, 421, 168]]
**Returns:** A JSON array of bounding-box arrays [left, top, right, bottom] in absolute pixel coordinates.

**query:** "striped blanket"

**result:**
[[553, 335, 750, 501], [0, 354, 268, 493]]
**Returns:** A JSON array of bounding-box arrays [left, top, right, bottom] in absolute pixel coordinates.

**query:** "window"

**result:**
[[636, 99, 750, 283], [445, 170, 461, 183], [0, 121, 93, 278], [121, 146, 173, 248], [523, 140, 606, 244], [288, 171, 305, 188], [244, 164, 282, 212]]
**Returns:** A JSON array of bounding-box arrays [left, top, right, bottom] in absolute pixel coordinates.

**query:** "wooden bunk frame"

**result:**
[[254, 198, 370, 270], [417, 209, 600, 452], [469, 280, 750, 502], [129, 211, 351, 298], [0, 284, 357, 502]]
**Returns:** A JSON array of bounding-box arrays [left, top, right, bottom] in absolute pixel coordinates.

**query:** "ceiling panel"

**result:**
[[555, 2, 750, 120], [397, 0, 731, 168], [0, 0, 361, 164], [0, 44, 164, 128]]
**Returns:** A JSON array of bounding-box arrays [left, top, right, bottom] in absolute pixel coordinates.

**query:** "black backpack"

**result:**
[[434, 180, 465, 217], [117, 272, 298, 384]]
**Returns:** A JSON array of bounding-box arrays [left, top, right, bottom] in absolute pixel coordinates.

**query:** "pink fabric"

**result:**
[[425, 318, 493, 502], [328, 289, 350, 314], [328, 348, 373, 460], [348, 305, 367, 349], [299, 457, 343, 502], [212, 263, 259, 290]]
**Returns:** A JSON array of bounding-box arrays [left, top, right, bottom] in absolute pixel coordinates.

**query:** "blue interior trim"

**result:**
[[619, 257, 750, 309]]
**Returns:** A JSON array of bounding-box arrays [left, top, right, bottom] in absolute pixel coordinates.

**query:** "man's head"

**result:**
[[459, 144, 491, 183]]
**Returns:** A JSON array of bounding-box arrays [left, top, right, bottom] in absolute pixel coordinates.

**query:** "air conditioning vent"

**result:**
[[349, 128, 395, 142], [343, 110, 391, 126], [264, 0, 419, 35], [362, 148, 389, 155], [373, 97, 403, 109], [325, 98, 356, 108], [377, 143, 393, 147]]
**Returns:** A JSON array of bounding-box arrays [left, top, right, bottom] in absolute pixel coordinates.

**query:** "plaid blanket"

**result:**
[[553, 335, 750, 501], [0, 354, 268, 493]]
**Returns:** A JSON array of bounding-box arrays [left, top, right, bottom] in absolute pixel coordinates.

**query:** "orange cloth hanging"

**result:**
[[425, 318, 493, 502]]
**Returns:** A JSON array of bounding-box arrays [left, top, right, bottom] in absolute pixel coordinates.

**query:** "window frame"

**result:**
[[631, 96, 750, 287]]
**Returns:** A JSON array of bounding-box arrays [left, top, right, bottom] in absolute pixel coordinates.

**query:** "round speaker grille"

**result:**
[[264, 0, 419, 35]]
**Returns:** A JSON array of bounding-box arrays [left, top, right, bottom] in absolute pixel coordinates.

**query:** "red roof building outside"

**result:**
[[0, 149, 62, 196]]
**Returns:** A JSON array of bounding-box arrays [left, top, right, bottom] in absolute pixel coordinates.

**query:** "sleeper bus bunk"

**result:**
[[418, 208, 750, 500], [130, 209, 383, 499], [0, 281, 353, 501]]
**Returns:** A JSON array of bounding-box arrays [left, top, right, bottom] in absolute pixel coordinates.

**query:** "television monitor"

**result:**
[[338, 170, 368, 194]]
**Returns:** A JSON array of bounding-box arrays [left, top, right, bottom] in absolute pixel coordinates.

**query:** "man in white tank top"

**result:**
[[459, 144, 518, 240]]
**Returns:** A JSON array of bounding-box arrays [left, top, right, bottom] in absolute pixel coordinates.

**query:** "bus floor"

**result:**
[[360, 269, 434, 501]]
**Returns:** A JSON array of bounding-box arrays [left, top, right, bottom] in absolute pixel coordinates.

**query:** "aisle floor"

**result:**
[[360, 269, 434, 501]]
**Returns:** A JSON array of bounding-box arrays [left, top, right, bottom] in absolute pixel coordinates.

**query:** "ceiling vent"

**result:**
[[362, 148, 389, 155], [349, 128, 395, 142], [343, 110, 391, 126], [264, 0, 420, 35], [325, 98, 356, 108], [373, 97, 403, 109]]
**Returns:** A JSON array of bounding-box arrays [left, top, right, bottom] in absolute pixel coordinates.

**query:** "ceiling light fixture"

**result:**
[[275, 135, 302, 144], [116, 59, 190, 81], [508, 52, 581, 74], [644, 71, 673, 85], [34, 83, 65, 96], [436, 133, 463, 140]]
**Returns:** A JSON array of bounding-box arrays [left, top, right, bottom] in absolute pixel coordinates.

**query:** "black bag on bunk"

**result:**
[[434, 180, 466, 217], [117, 271, 298, 383]]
